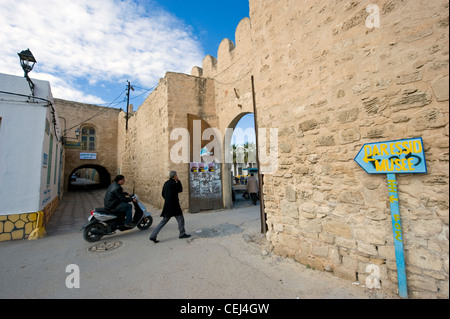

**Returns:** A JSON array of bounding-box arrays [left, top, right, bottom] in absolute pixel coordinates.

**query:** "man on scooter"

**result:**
[[104, 175, 137, 227]]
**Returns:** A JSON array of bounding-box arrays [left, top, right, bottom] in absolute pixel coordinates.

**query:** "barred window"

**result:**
[[81, 126, 96, 151]]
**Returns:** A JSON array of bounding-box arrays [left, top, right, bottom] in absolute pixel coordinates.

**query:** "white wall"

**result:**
[[38, 105, 64, 211], [0, 73, 62, 215], [0, 103, 46, 214]]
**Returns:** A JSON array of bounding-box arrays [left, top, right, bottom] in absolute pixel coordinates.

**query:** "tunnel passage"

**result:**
[[68, 164, 111, 191]]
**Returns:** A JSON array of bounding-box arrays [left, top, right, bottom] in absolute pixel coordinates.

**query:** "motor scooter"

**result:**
[[81, 194, 153, 242]]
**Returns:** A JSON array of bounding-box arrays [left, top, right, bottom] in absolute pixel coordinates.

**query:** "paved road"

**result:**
[[0, 188, 395, 300]]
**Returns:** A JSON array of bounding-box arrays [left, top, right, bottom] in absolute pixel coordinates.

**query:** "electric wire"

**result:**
[[63, 88, 126, 134]]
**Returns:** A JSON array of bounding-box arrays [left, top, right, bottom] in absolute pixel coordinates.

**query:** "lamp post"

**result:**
[[63, 128, 81, 145], [17, 49, 37, 96]]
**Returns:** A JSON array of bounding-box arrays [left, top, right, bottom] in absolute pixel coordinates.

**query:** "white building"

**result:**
[[0, 73, 63, 241]]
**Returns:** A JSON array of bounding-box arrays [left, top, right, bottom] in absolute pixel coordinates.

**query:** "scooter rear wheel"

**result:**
[[83, 223, 106, 242], [137, 216, 153, 230]]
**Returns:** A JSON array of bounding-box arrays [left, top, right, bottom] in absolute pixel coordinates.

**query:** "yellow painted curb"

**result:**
[[28, 211, 46, 240]]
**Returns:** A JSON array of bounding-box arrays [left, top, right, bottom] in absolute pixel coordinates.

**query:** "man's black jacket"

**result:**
[[104, 182, 131, 211]]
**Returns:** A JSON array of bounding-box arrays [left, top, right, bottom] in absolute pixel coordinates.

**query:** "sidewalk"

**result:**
[[0, 189, 396, 299]]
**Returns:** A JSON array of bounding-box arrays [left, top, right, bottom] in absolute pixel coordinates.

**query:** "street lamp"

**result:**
[[17, 48, 37, 95], [63, 128, 81, 145]]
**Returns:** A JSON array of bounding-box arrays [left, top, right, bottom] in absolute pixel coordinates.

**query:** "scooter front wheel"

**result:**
[[137, 216, 153, 230], [83, 223, 106, 242]]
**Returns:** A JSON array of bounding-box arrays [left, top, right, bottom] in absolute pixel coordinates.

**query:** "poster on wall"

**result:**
[[189, 162, 222, 213]]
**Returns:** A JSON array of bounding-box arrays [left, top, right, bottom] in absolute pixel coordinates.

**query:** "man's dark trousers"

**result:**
[[150, 215, 186, 239], [113, 202, 133, 224]]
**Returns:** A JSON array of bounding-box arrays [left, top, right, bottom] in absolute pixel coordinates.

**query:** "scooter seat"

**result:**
[[94, 207, 112, 214]]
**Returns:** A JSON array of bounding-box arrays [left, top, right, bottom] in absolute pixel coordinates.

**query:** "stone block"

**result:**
[[354, 224, 387, 245], [378, 245, 396, 260], [390, 88, 432, 111], [409, 219, 443, 238], [335, 236, 357, 249], [312, 246, 329, 258], [357, 241, 378, 256], [396, 71, 422, 84], [3, 221, 14, 233], [323, 221, 352, 238], [279, 142, 292, 153], [285, 185, 296, 202], [11, 229, 24, 240], [342, 256, 359, 270], [334, 266, 357, 281], [352, 82, 371, 95], [338, 190, 365, 205], [336, 107, 359, 123], [298, 119, 318, 132], [274, 223, 284, 232], [339, 127, 361, 144], [407, 248, 443, 272], [408, 274, 438, 292], [316, 135, 336, 147], [431, 75, 449, 101], [281, 200, 299, 219]]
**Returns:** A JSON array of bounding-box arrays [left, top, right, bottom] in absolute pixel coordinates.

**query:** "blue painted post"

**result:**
[[386, 173, 408, 298]]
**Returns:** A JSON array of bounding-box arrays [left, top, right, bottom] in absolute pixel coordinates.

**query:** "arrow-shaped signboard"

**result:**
[[354, 137, 427, 174], [355, 137, 427, 299]]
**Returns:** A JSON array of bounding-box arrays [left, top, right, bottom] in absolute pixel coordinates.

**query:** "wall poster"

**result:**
[[189, 162, 222, 213]]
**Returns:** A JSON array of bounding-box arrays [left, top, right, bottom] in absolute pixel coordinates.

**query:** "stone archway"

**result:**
[[187, 114, 223, 213], [222, 112, 255, 209], [67, 164, 111, 191]]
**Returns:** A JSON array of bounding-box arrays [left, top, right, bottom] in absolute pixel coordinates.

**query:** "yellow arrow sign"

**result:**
[[390, 195, 398, 203], [363, 156, 376, 163]]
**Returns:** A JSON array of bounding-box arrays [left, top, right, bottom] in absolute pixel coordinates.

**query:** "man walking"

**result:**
[[150, 171, 190, 243], [246, 173, 259, 205]]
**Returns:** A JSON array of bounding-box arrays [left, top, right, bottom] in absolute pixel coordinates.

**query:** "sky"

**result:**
[[0, 0, 250, 111]]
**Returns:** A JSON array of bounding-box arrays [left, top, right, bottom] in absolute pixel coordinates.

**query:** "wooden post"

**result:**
[[387, 173, 408, 298], [251, 75, 267, 234]]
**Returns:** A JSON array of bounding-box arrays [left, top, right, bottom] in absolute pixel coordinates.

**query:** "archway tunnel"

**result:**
[[67, 164, 111, 191]]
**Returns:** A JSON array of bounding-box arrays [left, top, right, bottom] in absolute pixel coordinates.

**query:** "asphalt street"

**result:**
[[0, 187, 395, 300]]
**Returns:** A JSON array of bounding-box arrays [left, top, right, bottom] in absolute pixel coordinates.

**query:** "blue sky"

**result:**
[[0, 0, 253, 143], [0, 0, 250, 111]]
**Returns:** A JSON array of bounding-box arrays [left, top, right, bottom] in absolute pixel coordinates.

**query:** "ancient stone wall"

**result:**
[[114, 0, 448, 298], [117, 79, 170, 207], [196, 18, 255, 135], [54, 99, 121, 190], [118, 73, 218, 210], [247, 0, 449, 298]]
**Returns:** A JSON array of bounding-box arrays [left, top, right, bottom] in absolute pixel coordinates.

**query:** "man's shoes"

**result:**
[[124, 222, 135, 228], [150, 237, 159, 243], [179, 234, 191, 239]]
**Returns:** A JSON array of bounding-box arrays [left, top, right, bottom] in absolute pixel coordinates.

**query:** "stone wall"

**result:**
[[114, 0, 448, 298], [117, 79, 170, 207], [117, 73, 218, 210], [247, 0, 449, 298], [54, 99, 121, 190]]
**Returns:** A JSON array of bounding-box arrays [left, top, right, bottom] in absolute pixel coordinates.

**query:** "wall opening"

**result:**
[[68, 164, 111, 191], [223, 112, 257, 209], [187, 114, 223, 213]]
